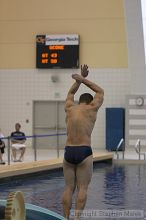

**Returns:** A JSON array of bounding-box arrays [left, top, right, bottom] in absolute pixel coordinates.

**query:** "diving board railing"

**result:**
[[0, 133, 67, 165], [115, 138, 125, 159], [134, 139, 146, 160]]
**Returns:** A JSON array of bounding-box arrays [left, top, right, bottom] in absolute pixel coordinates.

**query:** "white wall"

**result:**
[[0, 68, 130, 149], [124, 0, 146, 94]]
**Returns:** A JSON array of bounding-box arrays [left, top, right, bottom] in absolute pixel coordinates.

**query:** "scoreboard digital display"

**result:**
[[36, 34, 79, 69]]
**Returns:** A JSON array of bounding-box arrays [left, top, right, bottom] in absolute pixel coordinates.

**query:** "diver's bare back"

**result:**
[[66, 104, 97, 146]]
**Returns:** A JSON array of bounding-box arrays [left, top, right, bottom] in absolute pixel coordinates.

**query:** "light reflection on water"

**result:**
[[87, 163, 146, 214], [0, 163, 146, 218]]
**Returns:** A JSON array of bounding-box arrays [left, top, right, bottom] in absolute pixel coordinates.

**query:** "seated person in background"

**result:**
[[0, 129, 5, 165], [11, 123, 26, 162]]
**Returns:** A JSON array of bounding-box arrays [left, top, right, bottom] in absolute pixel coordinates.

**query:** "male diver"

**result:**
[[62, 65, 104, 220]]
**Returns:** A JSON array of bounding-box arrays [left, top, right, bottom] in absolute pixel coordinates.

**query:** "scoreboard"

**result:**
[[36, 34, 79, 69]]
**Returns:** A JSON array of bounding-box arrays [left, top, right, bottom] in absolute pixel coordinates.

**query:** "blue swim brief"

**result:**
[[64, 146, 93, 165]]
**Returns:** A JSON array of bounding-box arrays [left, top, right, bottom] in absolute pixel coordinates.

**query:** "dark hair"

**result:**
[[15, 123, 21, 128], [79, 93, 93, 104]]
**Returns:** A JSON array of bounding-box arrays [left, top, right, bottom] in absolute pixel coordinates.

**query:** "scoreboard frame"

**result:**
[[36, 34, 79, 69]]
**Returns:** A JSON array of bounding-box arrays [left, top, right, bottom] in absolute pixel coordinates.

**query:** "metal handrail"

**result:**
[[134, 139, 145, 160], [115, 138, 125, 159], [135, 139, 140, 154]]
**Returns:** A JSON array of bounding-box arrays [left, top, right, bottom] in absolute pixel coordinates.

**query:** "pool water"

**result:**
[[0, 162, 146, 219]]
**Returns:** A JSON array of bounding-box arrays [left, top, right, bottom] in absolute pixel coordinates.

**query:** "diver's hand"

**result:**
[[81, 64, 89, 78]]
